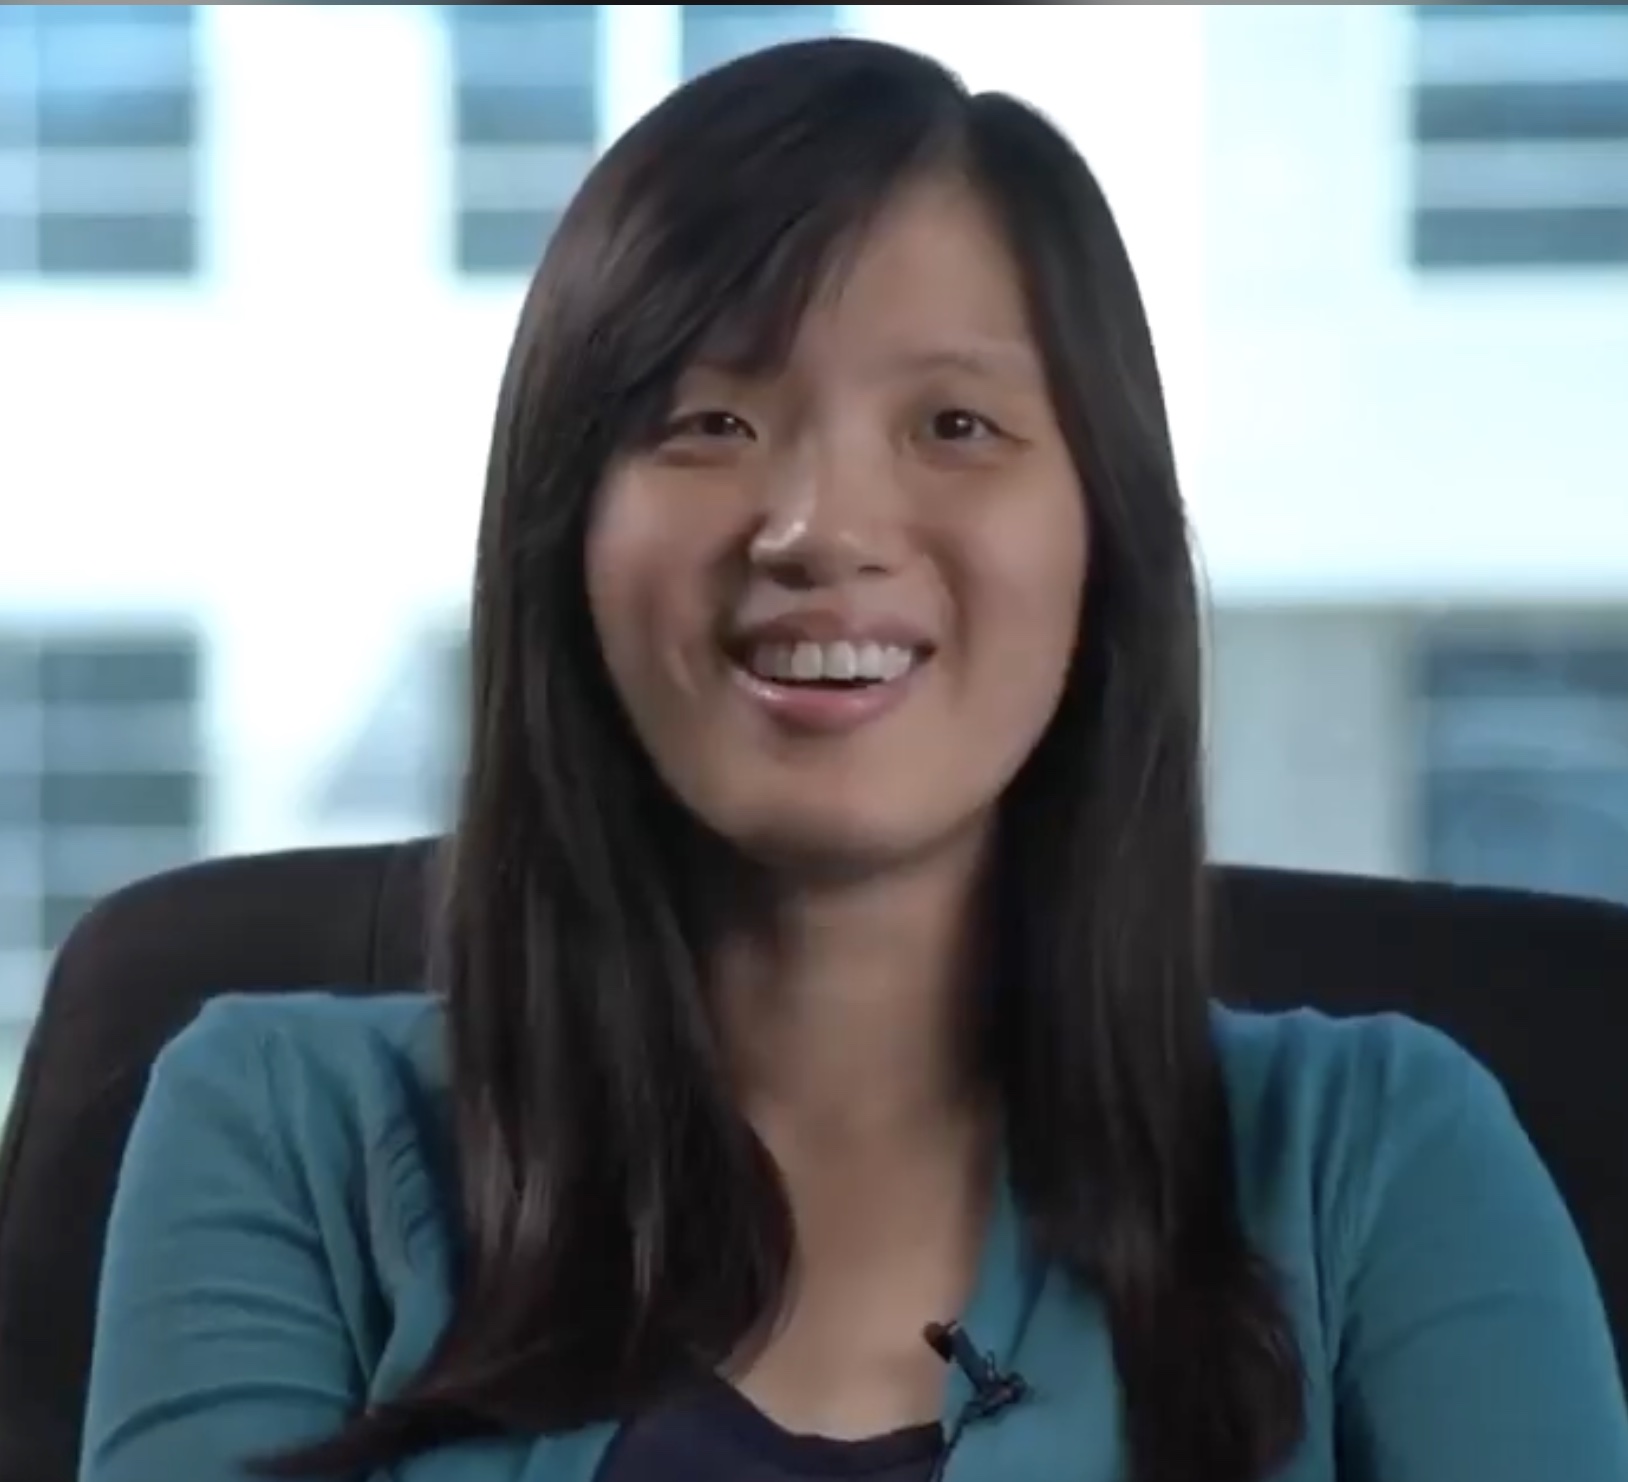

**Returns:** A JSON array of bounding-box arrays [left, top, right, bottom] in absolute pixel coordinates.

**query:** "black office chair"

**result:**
[[0, 839, 1624, 1482]]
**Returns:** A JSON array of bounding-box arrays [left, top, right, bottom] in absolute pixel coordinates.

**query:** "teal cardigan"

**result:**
[[79, 992, 1628, 1481]]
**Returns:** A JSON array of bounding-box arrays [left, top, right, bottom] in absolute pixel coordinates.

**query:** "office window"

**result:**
[[313, 626, 466, 831], [1410, 5, 1628, 270], [1419, 637, 1628, 904], [0, 628, 204, 1018], [681, 5, 838, 81], [446, 5, 600, 277], [0, 4, 199, 278]]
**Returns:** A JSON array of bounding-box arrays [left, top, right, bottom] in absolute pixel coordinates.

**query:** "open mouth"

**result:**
[[732, 639, 930, 690]]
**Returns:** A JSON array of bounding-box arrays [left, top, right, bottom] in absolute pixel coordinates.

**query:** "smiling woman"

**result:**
[[588, 171, 1086, 861], [74, 32, 1628, 1482]]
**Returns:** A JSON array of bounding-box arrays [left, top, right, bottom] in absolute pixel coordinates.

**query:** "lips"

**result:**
[[722, 616, 934, 735], [743, 638, 919, 686]]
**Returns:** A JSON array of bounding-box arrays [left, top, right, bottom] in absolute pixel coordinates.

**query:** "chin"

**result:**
[[716, 796, 987, 884], [729, 818, 907, 877], [704, 786, 883, 855]]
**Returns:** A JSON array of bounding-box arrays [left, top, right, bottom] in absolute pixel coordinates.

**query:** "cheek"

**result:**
[[585, 477, 726, 711], [962, 489, 1089, 702], [585, 484, 671, 702]]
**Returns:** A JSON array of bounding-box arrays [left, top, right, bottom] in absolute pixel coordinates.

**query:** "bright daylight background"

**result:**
[[2, 4, 1627, 1111]]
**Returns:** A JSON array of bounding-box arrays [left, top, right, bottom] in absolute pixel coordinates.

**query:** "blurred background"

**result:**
[[1, 4, 1626, 1112]]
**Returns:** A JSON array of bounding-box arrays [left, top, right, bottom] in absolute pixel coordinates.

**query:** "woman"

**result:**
[[79, 36, 1627, 1482]]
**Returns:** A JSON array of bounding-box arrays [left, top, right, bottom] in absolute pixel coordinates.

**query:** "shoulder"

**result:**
[[1210, 1008, 1500, 1276], [155, 989, 445, 1110], [142, 990, 451, 1229], [1210, 1004, 1583, 1343], [1210, 1002, 1498, 1146], [1211, 1003, 1520, 1223], [1208, 1015, 1628, 1474], [127, 991, 458, 1384], [85, 992, 465, 1467]]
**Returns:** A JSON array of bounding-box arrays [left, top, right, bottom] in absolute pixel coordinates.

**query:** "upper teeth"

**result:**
[[748, 640, 916, 684]]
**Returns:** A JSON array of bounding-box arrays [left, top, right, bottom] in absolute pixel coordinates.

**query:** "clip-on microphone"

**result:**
[[922, 1320, 1030, 1422]]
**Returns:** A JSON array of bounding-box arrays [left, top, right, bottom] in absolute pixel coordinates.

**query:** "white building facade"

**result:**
[[1, 5, 1625, 1048]]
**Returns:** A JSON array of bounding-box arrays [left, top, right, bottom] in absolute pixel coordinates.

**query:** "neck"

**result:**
[[714, 835, 992, 1151]]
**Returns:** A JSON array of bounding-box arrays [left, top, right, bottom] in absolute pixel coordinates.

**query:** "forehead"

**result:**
[[796, 177, 1036, 369], [685, 174, 1042, 390]]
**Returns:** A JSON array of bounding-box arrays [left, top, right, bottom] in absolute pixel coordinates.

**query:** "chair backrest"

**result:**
[[1, 840, 1624, 1482]]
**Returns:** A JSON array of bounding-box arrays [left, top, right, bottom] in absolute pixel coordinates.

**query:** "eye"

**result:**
[[925, 407, 1000, 443], [662, 409, 756, 442]]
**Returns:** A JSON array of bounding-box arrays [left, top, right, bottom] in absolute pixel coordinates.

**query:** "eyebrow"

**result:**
[[682, 339, 1045, 388], [883, 343, 1044, 382]]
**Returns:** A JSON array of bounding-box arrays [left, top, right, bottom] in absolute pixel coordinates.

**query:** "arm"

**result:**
[[1334, 1025, 1628, 1481], [79, 1002, 364, 1481]]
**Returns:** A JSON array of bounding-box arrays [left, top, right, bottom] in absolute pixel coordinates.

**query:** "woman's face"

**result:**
[[587, 176, 1088, 872]]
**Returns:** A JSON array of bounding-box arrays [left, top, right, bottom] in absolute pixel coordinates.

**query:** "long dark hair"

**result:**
[[262, 35, 1304, 1482]]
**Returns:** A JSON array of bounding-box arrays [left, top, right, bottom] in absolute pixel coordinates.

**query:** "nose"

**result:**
[[747, 443, 900, 589]]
